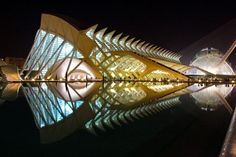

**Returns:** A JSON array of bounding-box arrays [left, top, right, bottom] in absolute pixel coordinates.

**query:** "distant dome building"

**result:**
[[189, 48, 234, 75]]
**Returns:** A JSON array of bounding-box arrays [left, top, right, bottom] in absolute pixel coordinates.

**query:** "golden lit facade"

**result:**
[[21, 14, 188, 81]]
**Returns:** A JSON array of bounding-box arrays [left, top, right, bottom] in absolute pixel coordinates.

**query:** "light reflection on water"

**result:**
[[0, 82, 234, 145]]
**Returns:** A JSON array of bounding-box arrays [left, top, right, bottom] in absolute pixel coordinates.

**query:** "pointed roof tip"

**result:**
[[120, 35, 130, 40], [141, 43, 150, 52], [95, 27, 108, 35], [156, 46, 161, 50], [127, 37, 135, 42], [87, 24, 98, 30], [146, 44, 154, 49], [84, 24, 99, 36], [119, 35, 130, 47], [125, 37, 135, 46], [94, 27, 108, 41], [164, 50, 171, 55], [112, 33, 123, 43], [131, 39, 140, 50], [152, 45, 158, 49], [106, 30, 116, 36], [93, 24, 99, 27], [152, 46, 158, 51], [114, 33, 123, 38], [150, 46, 157, 53], [104, 30, 116, 41], [136, 41, 146, 49], [132, 39, 140, 44], [141, 43, 149, 47], [145, 44, 154, 52], [97, 27, 108, 32]]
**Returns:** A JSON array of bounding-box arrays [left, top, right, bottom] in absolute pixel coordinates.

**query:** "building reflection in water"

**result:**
[[0, 83, 21, 105], [0, 82, 234, 144], [190, 84, 233, 112], [21, 82, 188, 143]]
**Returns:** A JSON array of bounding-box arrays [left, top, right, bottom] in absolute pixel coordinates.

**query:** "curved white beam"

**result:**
[[153, 47, 162, 56], [104, 31, 116, 43], [150, 46, 157, 53], [112, 33, 123, 45], [119, 35, 129, 47], [131, 40, 140, 50], [85, 24, 98, 39], [141, 43, 149, 53], [158, 48, 166, 56], [95, 27, 107, 41], [125, 38, 135, 50], [145, 44, 153, 54], [150, 46, 157, 56], [136, 41, 145, 51]]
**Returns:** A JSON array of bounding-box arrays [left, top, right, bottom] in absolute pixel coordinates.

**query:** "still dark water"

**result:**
[[0, 82, 234, 157]]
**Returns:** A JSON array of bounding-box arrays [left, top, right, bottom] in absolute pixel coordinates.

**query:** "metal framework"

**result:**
[[218, 40, 236, 66], [21, 14, 188, 81]]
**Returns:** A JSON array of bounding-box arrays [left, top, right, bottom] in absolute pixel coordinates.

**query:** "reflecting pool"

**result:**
[[0, 82, 234, 157]]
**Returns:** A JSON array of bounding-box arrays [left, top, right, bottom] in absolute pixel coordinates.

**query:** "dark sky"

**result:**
[[0, 0, 235, 62]]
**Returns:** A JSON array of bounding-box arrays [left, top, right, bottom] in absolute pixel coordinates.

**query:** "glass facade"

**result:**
[[23, 29, 84, 79], [21, 14, 188, 82], [23, 83, 84, 128]]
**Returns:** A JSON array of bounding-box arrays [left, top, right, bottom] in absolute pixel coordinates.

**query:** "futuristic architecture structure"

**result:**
[[181, 17, 236, 63], [1, 14, 235, 83], [188, 48, 234, 75], [21, 14, 188, 82], [22, 82, 188, 143], [20, 80, 235, 143], [190, 84, 233, 112]]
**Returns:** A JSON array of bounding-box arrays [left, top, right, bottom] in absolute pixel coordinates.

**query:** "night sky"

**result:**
[[0, 1, 235, 63]]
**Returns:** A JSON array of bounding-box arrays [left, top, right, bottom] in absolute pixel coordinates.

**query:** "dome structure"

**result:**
[[189, 48, 234, 75]]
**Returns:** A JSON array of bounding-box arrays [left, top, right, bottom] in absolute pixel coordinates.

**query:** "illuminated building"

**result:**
[[191, 84, 233, 112], [21, 14, 188, 81], [22, 82, 188, 143], [188, 48, 234, 75]]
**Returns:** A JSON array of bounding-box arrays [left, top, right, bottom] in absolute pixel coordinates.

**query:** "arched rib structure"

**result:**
[[22, 81, 188, 142], [21, 14, 188, 81]]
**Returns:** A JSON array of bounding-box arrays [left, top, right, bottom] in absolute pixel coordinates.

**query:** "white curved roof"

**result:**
[[191, 54, 234, 75]]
